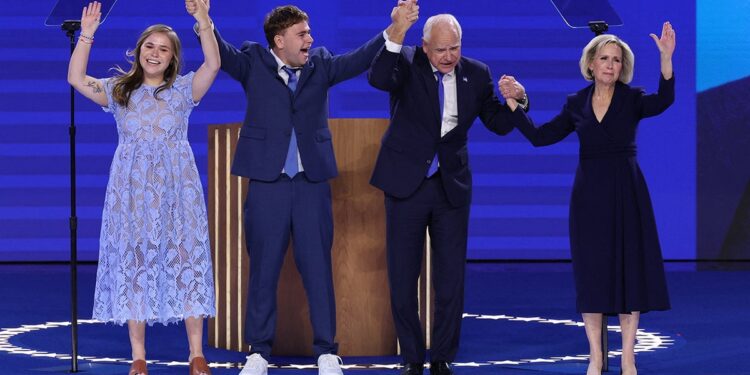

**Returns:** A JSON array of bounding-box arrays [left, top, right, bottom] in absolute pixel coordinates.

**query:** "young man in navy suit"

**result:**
[[206, 2, 418, 375], [368, 14, 528, 375]]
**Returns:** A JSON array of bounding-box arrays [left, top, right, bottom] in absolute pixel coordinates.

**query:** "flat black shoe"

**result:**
[[430, 361, 453, 375], [401, 363, 424, 375]]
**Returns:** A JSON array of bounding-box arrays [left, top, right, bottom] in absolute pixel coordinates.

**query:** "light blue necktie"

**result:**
[[427, 71, 444, 177], [282, 66, 299, 177]]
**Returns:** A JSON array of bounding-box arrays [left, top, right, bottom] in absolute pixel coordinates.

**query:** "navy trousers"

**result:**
[[385, 174, 470, 364], [243, 173, 337, 358]]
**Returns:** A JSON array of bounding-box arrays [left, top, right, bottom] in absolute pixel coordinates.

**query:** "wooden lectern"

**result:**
[[207, 119, 410, 356]]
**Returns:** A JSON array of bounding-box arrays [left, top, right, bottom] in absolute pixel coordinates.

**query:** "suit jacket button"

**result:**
[[426, 159, 432, 164]]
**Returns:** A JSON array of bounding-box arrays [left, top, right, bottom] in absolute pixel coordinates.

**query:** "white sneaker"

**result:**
[[317, 353, 344, 375], [239, 353, 268, 375]]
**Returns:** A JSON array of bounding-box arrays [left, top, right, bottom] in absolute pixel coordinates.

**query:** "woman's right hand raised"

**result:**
[[80, 1, 102, 38], [649, 21, 676, 58], [186, 0, 211, 24]]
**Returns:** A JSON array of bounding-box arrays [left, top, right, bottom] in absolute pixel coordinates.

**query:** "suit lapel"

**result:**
[[415, 49, 442, 131], [440, 59, 468, 142], [261, 49, 315, 95], [584, 82, 620, 140], [260, 50, 286, 87], [296, 61, 315, 94], [586, 81, 625, 125], [453, 60, 468, 138], [608, 81, 625, 118], [584, 83, 595, 122]]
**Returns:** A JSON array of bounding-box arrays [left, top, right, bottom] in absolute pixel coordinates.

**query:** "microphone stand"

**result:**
[[61, 19, 81, 374]]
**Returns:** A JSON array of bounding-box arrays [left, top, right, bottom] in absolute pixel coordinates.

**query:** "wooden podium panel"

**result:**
[[207, 119, 398, 356]]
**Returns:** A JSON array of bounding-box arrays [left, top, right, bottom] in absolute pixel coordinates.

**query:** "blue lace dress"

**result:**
[[92, 72, 216, 325]]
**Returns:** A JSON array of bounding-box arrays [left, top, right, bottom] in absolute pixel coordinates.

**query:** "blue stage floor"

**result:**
[[0, 263, 748, 374]]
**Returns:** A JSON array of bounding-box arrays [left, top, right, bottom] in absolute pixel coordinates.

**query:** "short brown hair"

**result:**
[[264, 5, 309, 48]]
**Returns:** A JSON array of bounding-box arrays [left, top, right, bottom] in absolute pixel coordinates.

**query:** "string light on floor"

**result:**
[[0, 314, 673, 370]]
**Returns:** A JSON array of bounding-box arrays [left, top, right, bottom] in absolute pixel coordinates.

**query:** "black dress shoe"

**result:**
[[430, 361, 453, 375], [401, 362, 424, 375]]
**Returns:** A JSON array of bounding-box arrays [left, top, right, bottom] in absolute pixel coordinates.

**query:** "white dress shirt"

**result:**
[[384, 39, 459, 137]]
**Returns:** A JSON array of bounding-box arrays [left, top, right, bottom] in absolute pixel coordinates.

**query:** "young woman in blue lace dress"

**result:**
[[67, 1, 219, 374]]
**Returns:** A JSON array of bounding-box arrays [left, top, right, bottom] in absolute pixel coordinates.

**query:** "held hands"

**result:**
[[649, 21, 676, 58], [498, 75, 526, 112], [186, 0, 211, 24], [391, 0, 419, 33], [386, 0, 418, 45], [498, 75, 526, 100], [80, 1, 102, 39]]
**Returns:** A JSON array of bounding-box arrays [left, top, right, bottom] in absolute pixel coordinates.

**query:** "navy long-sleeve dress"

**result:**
[[511, 75, 674, 314]]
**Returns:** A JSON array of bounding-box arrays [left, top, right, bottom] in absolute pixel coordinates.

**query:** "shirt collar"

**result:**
[[269, 48, 289, 73], [430, 64, 455, 78]]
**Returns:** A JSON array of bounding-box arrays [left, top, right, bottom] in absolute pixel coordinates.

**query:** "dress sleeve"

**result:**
[[100, 77, 117, 113], [174, 71, 198, 107], [639, 74, 675, 118], [511, 99, 575, 147]]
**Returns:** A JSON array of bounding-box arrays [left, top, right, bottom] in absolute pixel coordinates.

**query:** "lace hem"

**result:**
[[93, 311, 216, 327]]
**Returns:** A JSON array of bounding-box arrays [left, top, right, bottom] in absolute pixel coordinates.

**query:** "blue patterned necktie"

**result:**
[[282, 66, 300, 177], [427, 71, 444, 177]]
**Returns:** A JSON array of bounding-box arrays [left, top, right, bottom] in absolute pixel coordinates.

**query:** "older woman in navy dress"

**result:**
[[502, 22, 676, 375]]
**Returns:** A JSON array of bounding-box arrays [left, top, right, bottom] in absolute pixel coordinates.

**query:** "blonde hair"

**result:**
[[579, 34, 634, 84]]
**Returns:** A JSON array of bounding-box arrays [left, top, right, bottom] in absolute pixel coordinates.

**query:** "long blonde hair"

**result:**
[[111, 24, 182, 107]]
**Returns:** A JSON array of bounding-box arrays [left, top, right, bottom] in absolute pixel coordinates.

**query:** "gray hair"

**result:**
[[422, 14, 462, 42], [579, 34, 635, 84]]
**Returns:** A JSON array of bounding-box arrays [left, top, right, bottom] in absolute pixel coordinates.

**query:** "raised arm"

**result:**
[[328, 0, 418, 86], [367, 1, 419, 91], [649, 21, 675, 80], [67, 1, 107, 107], [511, 105, 575, 147], [503, 80, 574, 147], [640, 21, 676, 117], [385, 0, 419, 45], [186, 0, 220, 102]]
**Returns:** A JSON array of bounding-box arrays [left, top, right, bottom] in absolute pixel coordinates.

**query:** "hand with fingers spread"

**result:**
[[649, 21, 675, 79], [67, 1, 107, 107], [649, 21, 676, 57], [80, 1, 102, 41]]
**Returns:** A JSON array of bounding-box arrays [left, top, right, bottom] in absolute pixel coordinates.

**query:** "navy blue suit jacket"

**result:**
[[215, 29, 386, 182], [368, 46, 516, 207]]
